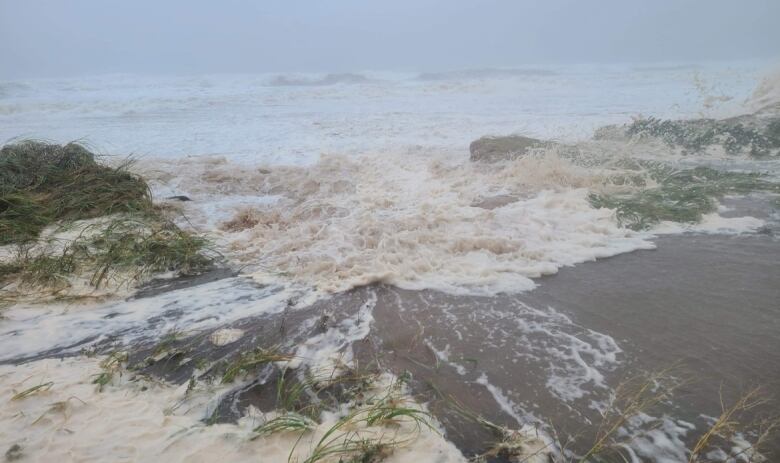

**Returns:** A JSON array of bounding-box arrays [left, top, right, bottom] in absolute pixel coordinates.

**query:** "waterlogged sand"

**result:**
[[527, 233, 780, 421], [364, 232, 780, 458], [1, 230, 777, 461]]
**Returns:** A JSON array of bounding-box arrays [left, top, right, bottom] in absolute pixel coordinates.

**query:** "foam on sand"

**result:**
[[0, 356, 466, 463]]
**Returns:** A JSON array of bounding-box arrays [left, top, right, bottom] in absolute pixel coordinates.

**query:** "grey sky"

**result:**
[[1, 0, 779, 79]]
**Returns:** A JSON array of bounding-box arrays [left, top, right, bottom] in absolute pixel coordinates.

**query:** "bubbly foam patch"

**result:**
[[152, 151, 654, 296], [651, 212, 766, 235], [0, 277, 297, 362]]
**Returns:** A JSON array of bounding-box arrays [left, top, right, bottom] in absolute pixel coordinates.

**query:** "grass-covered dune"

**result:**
[[0, 141, 152, 244], [0, 141, 214, 301]]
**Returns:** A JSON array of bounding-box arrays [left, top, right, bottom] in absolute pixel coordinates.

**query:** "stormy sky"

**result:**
[[1, 0, 779, 79]]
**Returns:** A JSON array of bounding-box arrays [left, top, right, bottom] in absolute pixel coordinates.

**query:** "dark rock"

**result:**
[[471, 194, 519, 210], [132, 267, 237, 300], [469, 135, 550, 162], [269, 73, 369, 87]]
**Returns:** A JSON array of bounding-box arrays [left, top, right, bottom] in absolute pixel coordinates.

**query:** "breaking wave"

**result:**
[[417, 67, 556, 81], [148, 148, 659, 296], [747, 69, 780, 113], [267, 72, 372, 87]]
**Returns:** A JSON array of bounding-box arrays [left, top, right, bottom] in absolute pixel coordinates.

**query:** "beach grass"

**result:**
[[220, 348, 293, 383], [0, 141, 214, 298], [624, 116, 780, 157], [590, 165, 780, 230], [92, 351, 128, 392], [0, 140, 151, 245], [578, 369, 682, 462], [1, 217, 214, 290], [237, 361, 434, 462], [293, 386, 436, 463], [11, 381, 54, 401], [252, 412, 316, 437], [688, 386, 780, 463]]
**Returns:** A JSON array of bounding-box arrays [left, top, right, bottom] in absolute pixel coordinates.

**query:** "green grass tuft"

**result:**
[[0, 141, 215, 297], [252, 412, 316, 438], [92, 352, 128, 392], [296, 398, 435, 463], [220, 348, 293, 384], [1, 217, 215, 291], [0, 141, 151, 245], [86, 219, 213, 287], [625, 116, 780, 157], [590, 166, 780, 230], [0, 193, 51, 244]]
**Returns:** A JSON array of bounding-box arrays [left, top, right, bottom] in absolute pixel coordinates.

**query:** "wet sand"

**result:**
[[3, 231, 776, 460], [528, 233, 780, 397], [158, 231, 777, 459], [351, 232, 780, 457]]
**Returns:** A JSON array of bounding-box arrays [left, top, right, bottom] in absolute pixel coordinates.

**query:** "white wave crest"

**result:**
[[150, 150, 654, 296]]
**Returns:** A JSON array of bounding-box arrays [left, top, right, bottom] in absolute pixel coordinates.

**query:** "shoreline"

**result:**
[[2, 229, 777, 460]]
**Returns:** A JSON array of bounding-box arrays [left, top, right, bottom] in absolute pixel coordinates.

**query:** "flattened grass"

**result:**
[[1, 217, 215, 292], [253, 412, 316, 437], [11, 381, 54, 401], [625, 116, 780, 157], [87, 218, 212, 287], [220, 348, 293, 383], [590, 165, 780, 230], [298, 402, 435, 463]]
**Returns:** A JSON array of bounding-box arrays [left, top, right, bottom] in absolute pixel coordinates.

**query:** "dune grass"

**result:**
[[1, 217, 214, 292], [0, 141, 152, 245], [428, 382, 554, 462], [220, 348, 293, 383], [92, 351, 128, 392], [0, 141, 214, 298], [87, 218, 212, 287], [429, 368, 688, 462], [78, 335, 780, 463], [590, 165, 780, 230], [275, 368, 311, 413], [252, 363, 779, 462], [688, 386, 780, 463], [292, 383, 436, 463], [624, 116, 780, 157], [253, 412, 316, 438], [238, 361, 433, 462], [11, 381, 54, 401], [578, 369, 682, 462]]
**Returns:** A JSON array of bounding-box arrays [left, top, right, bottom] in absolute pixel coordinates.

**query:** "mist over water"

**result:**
[[1, 0, 779, 78]]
